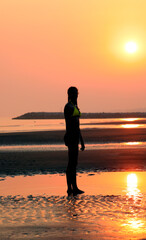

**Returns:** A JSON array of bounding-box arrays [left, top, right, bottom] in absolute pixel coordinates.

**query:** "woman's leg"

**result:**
[[66, 144, 78, 194], [66, 144, 84, 195]]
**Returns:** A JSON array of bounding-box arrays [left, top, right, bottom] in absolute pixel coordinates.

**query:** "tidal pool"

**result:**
[[0, 172, 145, 240]]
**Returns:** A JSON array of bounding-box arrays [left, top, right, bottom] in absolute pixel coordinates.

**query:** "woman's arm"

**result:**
[[79, 130, 85, 151]]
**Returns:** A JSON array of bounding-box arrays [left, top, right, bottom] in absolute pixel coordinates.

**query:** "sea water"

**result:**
[[1, 117, 146, 133], [0, 172, 145, 239]]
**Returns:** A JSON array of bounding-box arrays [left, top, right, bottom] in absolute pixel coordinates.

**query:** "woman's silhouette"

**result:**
[[64, 86, 85, 196]]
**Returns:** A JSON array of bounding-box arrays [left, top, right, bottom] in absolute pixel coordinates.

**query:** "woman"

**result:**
[[64, 86, 85, 196]]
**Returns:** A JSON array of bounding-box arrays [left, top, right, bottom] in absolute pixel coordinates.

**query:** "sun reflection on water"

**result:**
[[127, 173, 137, 188], [128, 219, 144, 230], [125, 142, 141, 146], [121, 117, 144, 128], [121, 124, 142, 128], [123, 218, 145, 235], [121, 118, 140, 122], [125, 142, 142, 146], [126, 173, 141, 199], [122, 173, 145, 234]]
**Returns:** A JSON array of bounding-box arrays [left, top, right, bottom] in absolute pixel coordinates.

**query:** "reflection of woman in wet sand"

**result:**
[[64, 86, 85, 196]]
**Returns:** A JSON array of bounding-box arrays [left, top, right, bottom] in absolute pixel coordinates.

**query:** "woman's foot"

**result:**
[[67, 189, 73, 196], [73, 188, 84, 196]]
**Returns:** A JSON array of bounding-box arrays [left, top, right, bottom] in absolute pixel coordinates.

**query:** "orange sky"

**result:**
[[0, 0, 146, 117]]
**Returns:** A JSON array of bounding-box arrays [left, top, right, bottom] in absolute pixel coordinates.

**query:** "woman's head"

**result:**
[[67, 86, 78, 104]]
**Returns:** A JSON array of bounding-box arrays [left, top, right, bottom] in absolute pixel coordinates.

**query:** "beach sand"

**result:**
[[0, 148, 146, 177], [0, 128, 146, 175], [0, 128, 146, 239], [1, 128, 146, 145], [0, 128, 146, 176]]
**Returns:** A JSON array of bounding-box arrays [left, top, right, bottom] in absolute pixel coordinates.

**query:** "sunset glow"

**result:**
[[1, 1, 146, 116], [1, 0, 146, 236]]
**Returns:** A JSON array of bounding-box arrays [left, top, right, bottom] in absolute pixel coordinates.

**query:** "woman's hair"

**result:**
[[67, 86, 78, 104]]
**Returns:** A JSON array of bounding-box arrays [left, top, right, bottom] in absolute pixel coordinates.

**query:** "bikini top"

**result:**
[[71, 102, 81, 117]]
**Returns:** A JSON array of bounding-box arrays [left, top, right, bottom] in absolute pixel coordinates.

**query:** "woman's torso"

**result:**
[[64, 102, 81, 145]]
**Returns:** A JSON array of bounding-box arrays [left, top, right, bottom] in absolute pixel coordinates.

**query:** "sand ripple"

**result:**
[[0, 194, 145, 239], [0, 194, 145, 226]]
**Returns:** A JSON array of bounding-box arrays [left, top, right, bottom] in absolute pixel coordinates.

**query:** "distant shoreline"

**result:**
[[13, 111, 146, 119]]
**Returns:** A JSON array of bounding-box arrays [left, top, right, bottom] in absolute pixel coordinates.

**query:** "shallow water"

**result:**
[[0, 172, 145, 239], [0, 172, 145, 196], [1, 141, 146, 152], [1, 117, 146, 133]]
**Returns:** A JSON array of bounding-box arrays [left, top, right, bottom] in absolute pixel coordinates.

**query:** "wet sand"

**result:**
[[0, 194, 145, 240], [1, 128, 146, 145], [0, 128, 146, 176], [0, 128, 146, 239], [0, 172, 145, 240], [0, 148, 146, 176]]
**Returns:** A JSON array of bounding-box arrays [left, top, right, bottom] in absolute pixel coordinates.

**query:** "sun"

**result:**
[[125, 41, 137, 54]]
